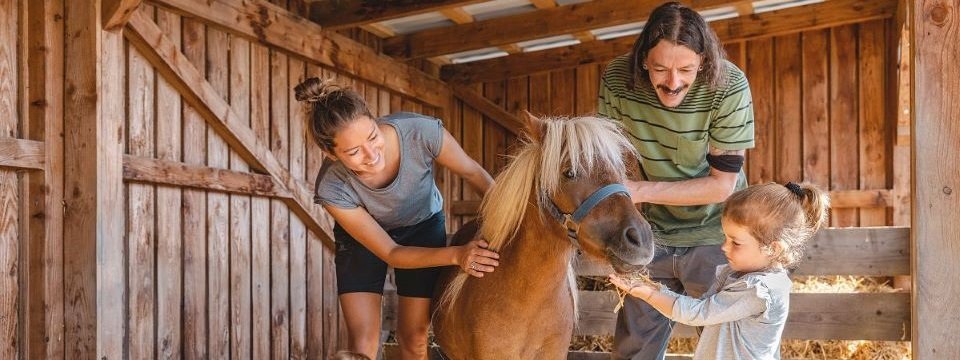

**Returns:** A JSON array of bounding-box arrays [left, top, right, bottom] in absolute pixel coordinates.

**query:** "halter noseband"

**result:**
[[546, 183, 631, 249]]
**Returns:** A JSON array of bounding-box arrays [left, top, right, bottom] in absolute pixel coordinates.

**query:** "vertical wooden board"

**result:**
[[0, 1, 18, 357], [774, 34, 802, 184], [913, 0, 960, 356], [801, 30, 830, 187], [206, 27, 231, 360], [858, 20, 889, 226], [402, 97, 421, 113], [154, 10, 183, 359], [228, 33, 252, 360], [724, 42, 745, 71], [126, 24, 156, 359], [829, 25, 860, 227], [269, 50, 291, 360], [288, 58, 307, 359], [364, 82, 379, 117], [181, 18, 208, 360], [575, 64, 597, 116], [250, 41, 272, 360], [892, 22, 911, 227], [378, 88, 391, 119], [505, 76, 528, 165], [390, 88, 403, 113], [305, 64, 327, 359], [460, 84, 483, 221], [482, 81, 507, 174], [550, 68, 575, 116], [445, 96, 463, 230], [320, 67, 340, 358], [745, 38, 775, 184], [528, 73, 551, 119]]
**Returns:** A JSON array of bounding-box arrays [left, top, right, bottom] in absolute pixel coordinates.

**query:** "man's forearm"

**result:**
[[629, 174, 736, 206]]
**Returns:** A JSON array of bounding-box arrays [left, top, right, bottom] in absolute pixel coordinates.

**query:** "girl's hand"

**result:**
[[609, 274, 653, 300], [457, 239, 500, 278]]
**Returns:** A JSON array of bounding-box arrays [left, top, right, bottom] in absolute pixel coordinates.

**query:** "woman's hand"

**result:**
[[456, 239, 500, 278], [609, 274, 655, 301]]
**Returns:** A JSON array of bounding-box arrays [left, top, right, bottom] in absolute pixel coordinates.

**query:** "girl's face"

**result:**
[[329, 116, 386, 176], [720, 218, 774, 273]]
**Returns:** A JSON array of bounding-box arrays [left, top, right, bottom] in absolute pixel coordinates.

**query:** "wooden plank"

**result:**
[[745, 38, 775, 184], [180, 17, 208, 360], [574, 64, 597, 116], [383, 0, 746, 60], [801, 29, 830, 188], [774, 34, 802, 183], [103, 0, 143, 30], [124, 10, 335, 247], [24, 0, 65, 357], [830, 25, 860, 227], [150, 0, 449, 107], [250, 42, 272, 360], [0, 138, 44, 170], [892, 21, 910, 227], [440, 0, 897, 83], [913, 0, 960, 356], [858, 20, 889, 226], [154, 9, 183, 359], [440, 7, 474, 24], [451, 84, 522, 135], [529, 0, 556, 8], [126, 24, 156, 359], [305, 63, 327, 359], [270, 49, 291, 359], [482, 82, 508, 174], [445, 93, 464, 230], [550, 68, 575, 116], [528, 73, 550, 116], [0, 2, 19, 357], [460, 84, 483, 223], [124, 155, 282, 197], [575, 227, 910, 277], [309, 0, 484, 30], [227, 31, 253, 360], [574, 291, 910, 341], [206, 27, 231, 359], [289, 58, 308, 359]]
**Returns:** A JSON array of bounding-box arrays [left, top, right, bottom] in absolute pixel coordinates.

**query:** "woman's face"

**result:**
[[644, 40, 702, 108], [330, 115, 386, 176]]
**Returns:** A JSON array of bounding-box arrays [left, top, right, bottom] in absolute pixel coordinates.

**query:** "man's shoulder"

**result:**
[[602, 54, 632, 84], [719, 59, 748, 90]]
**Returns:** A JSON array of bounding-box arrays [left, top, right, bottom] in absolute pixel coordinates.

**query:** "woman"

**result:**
[[295, 77, 498, 360]]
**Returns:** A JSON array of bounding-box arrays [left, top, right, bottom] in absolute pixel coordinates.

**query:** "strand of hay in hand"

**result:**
[[612, 268, 664, 313]]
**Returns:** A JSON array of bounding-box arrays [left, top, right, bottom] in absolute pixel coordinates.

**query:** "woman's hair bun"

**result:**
[[294, 77, 343, 103]]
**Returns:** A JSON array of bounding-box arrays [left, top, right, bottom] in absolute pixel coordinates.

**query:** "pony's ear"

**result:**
[[521, 110, 546, 142]]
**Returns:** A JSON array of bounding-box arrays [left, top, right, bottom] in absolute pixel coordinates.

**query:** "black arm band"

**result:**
[[706, 154, 745, 173]]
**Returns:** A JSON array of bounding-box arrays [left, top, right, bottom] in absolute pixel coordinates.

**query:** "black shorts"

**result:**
[[334, 211, 447, 298]]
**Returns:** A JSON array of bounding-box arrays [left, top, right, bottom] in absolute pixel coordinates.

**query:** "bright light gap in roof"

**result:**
[[451, 51, 510, 64], [753, 0, 824, 13]]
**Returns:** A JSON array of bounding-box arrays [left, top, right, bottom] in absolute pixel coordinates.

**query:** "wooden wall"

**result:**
[[0, 1, 23, 359], [446, 19, 900, 231]]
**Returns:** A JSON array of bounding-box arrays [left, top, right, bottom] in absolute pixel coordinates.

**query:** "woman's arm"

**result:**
[[434, 129, 494, 195], [325, 205, 499, 277]]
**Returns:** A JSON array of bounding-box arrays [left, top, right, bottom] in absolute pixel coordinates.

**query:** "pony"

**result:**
[[432, 114, 655, 359]]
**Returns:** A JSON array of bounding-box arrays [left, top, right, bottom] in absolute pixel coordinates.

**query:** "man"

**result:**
[[597, 2, 755, 359]]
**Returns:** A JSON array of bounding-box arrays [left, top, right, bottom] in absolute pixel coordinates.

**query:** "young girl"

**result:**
[[610, 182, 830, 359], [295, 78, 498, 360]]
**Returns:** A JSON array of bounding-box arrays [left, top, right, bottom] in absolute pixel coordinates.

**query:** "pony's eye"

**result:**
[[563, 169, 575, 179]]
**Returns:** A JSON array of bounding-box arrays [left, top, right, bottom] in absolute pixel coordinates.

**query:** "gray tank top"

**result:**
[[313, 112, 444, 230]]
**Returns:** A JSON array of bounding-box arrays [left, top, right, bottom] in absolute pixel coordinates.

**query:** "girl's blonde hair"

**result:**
[[723, 182, 831, 268]]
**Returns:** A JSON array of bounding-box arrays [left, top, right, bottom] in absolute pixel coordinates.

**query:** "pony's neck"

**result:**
[[494, 203, 576, 296]]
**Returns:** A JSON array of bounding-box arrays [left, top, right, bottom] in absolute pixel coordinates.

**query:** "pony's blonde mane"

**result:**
[[436, 116, 637, 314]]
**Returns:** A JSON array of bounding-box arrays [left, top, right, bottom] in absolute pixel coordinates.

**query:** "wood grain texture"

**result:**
[[830, 25, 860, 227], [745, 38, 775, 184], [0, 3, 19, 357], [288, 58, 307, 359], [858, 20, 889, 226], [775, 33, 802, 183], [0, 138, 44, 170], [309, 0, 484, 30], [270, 49, 291, 360], [801, 29, 830, 187], [250, 42, 271, 360]]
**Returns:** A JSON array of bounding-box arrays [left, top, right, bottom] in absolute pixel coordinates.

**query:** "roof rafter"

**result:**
[[383, 0, 748, 60], [442, 0, 897, 83]]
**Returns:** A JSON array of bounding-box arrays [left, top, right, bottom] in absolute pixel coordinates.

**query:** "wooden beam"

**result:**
[[383, 0, 749, 60], [360, 23, 396, 37], [440, 7, 474, 24], [442, 0, 897, 83], [913, 0, 960, 357], [451, 85, 523, 135], [102, 0, 142, 30], [149, 0, 449, 107], [123, 155, 286, 198], [733, 1, 753, 15], [0, 138, 44, 170], [308, 0, 484, 30], [529, 0, 556, 9], [124, 10, 335, 249]]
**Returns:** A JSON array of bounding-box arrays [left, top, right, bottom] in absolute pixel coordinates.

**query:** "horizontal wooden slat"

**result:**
[[575, 227, 910, 276], [0, 138, 44, 171], [576, 291, 910, 341], [308, 0, 484, 30], [452, 85, 523, 135], [441, 0, 896, 83], [123, 155, 285, 197], [150, 0, 449, 107], [567, 352, 691, 360], [383, 0, 747, 60]]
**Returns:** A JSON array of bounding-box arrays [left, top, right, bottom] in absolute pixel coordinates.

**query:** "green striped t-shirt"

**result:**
[[598, 55, 755, 247]]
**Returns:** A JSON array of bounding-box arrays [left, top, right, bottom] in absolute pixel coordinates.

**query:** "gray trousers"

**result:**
[[612, 244, 728, 360]]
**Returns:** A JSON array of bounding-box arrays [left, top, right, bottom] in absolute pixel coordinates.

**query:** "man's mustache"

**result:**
[[657, 84, 689, 94]]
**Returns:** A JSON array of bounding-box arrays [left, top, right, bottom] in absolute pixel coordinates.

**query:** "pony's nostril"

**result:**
[[623, 226, 642, 247]]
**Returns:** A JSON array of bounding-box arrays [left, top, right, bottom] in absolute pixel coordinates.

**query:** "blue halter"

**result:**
[[546, 183, 631, 249]]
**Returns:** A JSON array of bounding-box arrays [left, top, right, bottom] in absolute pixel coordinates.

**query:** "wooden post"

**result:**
[[912, 0, 960, 358], [1, 1, 21, 358], [63, 0, 126, 358]]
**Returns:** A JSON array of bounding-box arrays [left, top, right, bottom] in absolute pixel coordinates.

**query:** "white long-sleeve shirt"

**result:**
[[664, 264, 791, 360]]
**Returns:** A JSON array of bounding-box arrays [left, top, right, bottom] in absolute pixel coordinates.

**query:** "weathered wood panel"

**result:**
[[858, 20, 890, 226], [830, 25, 861, 227], [270, 49, 291, 359], [0, 2, 20, 358], [228, 31, 253, 360], [206, 27, 231, 359], [250, 42, 272, 360]]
